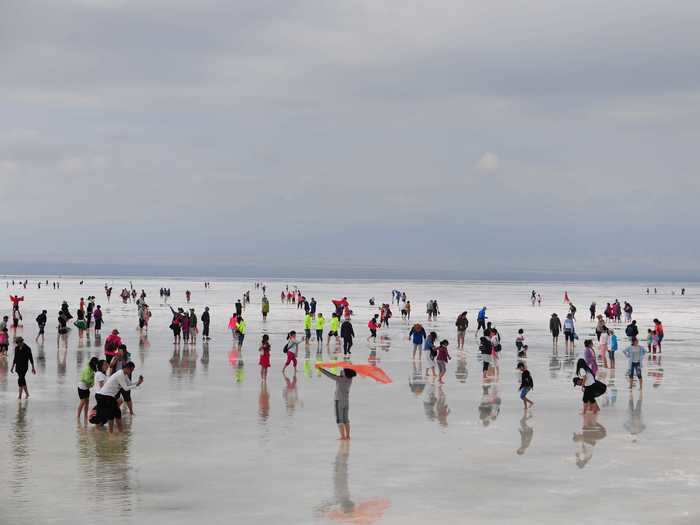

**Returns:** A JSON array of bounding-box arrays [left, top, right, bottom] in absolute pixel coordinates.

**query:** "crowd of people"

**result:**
[[0, 281, 677, 440]]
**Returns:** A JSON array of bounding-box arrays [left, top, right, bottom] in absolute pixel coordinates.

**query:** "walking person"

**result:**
[[517, 362, 534, 409], [340, 319, 355, 356], [35, 310, 47, 342], [11, 337, 36, 399], [282, 331, 300, 372], [476, 307, 488, 337], [435, 339, 451, 383], [327, 314, 340, 347]]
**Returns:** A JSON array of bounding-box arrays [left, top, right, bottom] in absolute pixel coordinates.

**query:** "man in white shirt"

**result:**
[[95, 361, 144, 433]]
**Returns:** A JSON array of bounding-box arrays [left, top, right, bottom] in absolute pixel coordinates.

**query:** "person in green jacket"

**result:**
[[77, 356, 99, 420], [237, 317, 247, 349], [327, 313, 340, 347], [304, 313, 313, 343], [315, 313, 325, 347], [261, 296, 270, 320]]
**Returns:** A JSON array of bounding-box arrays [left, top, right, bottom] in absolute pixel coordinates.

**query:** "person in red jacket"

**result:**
[[367, 315, 380, 343], [104, 329, 122, 359]]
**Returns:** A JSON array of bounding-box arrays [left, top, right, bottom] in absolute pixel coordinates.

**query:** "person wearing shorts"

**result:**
[[319, 367, 356, 440]]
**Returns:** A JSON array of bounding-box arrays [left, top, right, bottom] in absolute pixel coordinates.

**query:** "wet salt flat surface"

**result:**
[[1, 278, 699, 525]]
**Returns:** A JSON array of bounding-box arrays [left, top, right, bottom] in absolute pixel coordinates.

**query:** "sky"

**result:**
[[1, 0, 699, 280]]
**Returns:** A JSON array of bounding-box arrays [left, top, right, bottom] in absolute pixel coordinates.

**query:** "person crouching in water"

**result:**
[[318, 366, 357, 440], [77, 357, 100, 421], [94, 361, 143, 433]]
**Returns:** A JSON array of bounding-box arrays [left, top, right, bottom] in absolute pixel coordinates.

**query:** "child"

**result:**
[[608, 329, 618, 369], [516, 362, 534, 409], [651, 330, 659, 354], [518, 344, 529, 359], [646, 329, 653, 354], [282, 331, 300, 372], [367, 315, 379, 342], [515, 329, 525, 354], [436, 339, 451, 383], [259, 334, 271, 380]]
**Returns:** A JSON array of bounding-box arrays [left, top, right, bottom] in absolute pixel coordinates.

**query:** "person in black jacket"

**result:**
[[201, 307, 210, 340], [35, 310, 47, 342], [340, 320, 355, 356], [11, 337, 35, 399], [517, 362, 534, 409], [625, 320, 639, 341]]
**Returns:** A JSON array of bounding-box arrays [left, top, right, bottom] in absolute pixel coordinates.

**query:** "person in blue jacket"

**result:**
[[408, 323, 427, 360], [476, 307, 488, 337]]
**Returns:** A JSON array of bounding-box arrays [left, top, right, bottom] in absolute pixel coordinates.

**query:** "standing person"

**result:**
[[282, 331, 300, 372], [235, 300, 243, 317], [549, 314, 561, 349], [408, 323, 427, 360], [653, 319, 664, 353], [185, 290, 191, 303], [315, 313, 325, 346], [367, 315, 379, 343], [435, 339, 451, 383], [563, 314, 576, 353], [318, 366, 356, 440], [589, 302, 596, 320], [340, 319, 355, 356], [583, 339, 599, 376], [608, 329, 618, 370], [404, 301, 411, 321], [258, 334, 271, 380], [35, 310, 47, 342], [455, 312, 468, 349], [516, 362, 534, 409], [93, 305, 103, 333], [623, 337, 647, 389], [598, 327, 610, 368], [423, 332, 437, 376], [201, 307, 211, 340], [304, 312, 313, 343], [188, 309, 197, 343], [11, 337, 35, 399], [94, 362, 143, 433], [261, 296, 270, 320], [476, 307, 488, 337], [595, 315, 606, 341], [625, 320, 639, 342], [237, 317, 246, 348], [77, 357, 99, 420]]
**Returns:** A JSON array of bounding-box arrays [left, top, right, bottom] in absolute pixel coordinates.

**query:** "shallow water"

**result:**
[[0, 278, 698, 524]]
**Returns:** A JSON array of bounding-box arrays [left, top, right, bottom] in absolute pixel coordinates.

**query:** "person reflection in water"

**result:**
[[573, 412, 607, 468], [516, 412, 534, 455]]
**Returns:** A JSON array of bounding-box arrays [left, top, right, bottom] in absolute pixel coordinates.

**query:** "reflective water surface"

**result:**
[[0, 279, 698, 524]]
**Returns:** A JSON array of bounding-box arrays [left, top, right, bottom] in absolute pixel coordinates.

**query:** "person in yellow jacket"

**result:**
[[304, 313, 313, 343], [237, 317, 247, 349], [327, 313, 340, 347], [315, 313, 325, 346]]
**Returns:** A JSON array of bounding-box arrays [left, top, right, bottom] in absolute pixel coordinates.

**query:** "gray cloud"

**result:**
[[1, 0, 699, 279]]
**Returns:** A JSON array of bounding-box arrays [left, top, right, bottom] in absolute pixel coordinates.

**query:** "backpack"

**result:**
[[625, 325, 634, 337]]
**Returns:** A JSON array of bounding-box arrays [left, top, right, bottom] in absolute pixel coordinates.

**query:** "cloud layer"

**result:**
[[1, 0, 699, 278]]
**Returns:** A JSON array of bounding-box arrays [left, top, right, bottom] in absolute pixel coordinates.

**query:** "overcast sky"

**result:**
[[1, 0, 699, 279]]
